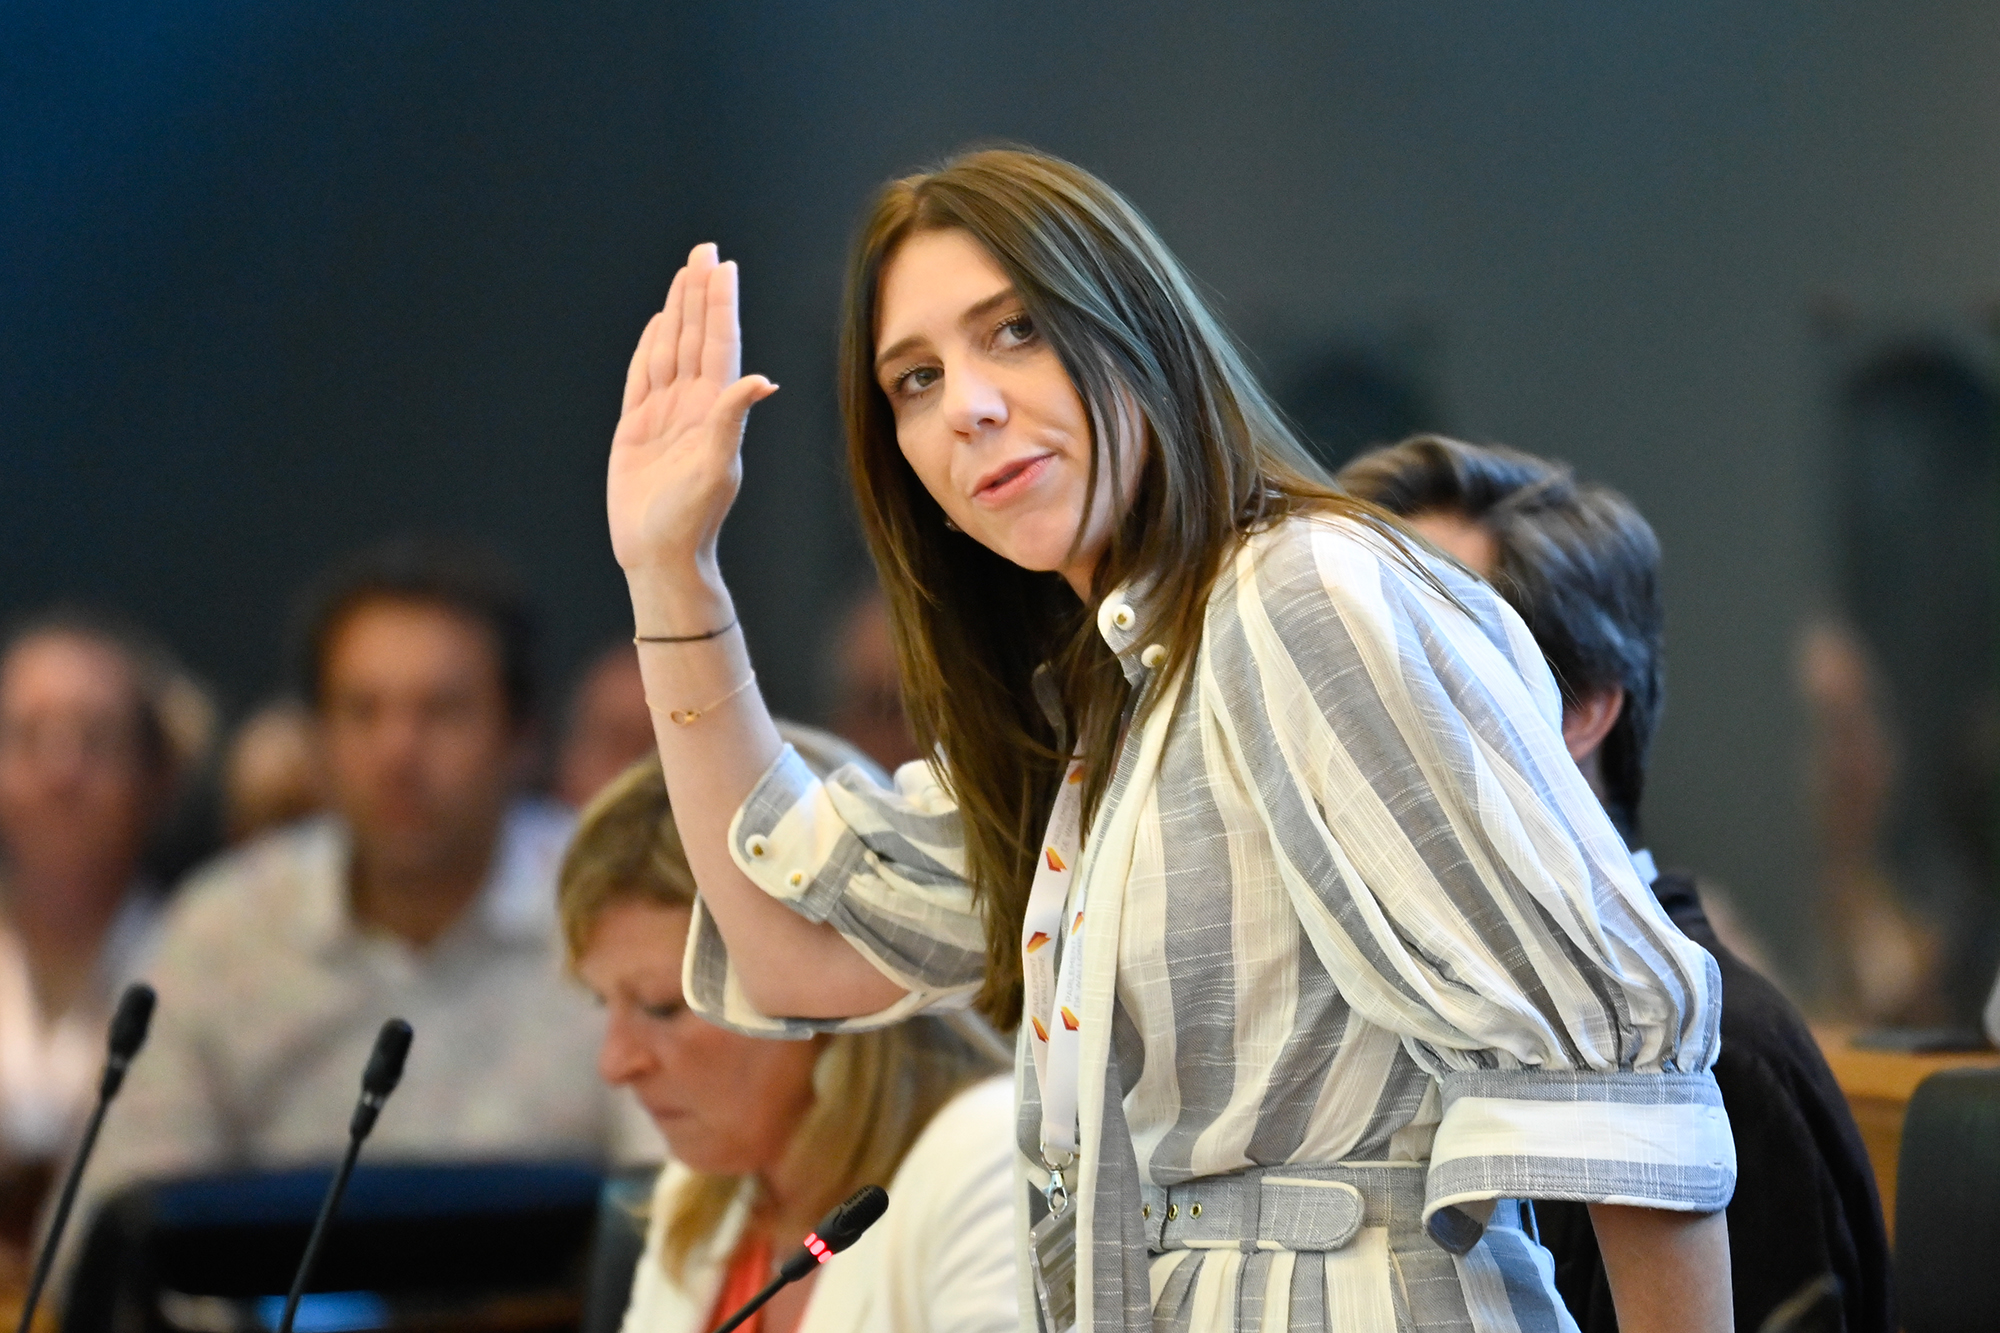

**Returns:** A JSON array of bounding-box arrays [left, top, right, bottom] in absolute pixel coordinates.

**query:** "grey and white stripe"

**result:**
[[691, 514, 1731, 1333]]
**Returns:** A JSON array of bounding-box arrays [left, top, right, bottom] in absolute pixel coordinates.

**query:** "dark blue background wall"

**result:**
[[8, 1, 2000, 986]]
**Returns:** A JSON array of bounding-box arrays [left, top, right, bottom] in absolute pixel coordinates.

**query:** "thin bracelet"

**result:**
[[660, 671, 757, 726], [634, 615, 738, 645]]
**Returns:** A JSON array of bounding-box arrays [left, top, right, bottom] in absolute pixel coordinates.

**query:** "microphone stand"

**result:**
[[276, 1132, 369, 1333], [15, 982, 156, 1333], [276, 1019, 412, 1333], [708, 1185, 888, 1333], [711, 1270, 790, 1333]]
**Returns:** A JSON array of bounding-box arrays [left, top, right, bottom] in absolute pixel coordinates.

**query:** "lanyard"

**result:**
[[1021, 759, 1089, 1200]]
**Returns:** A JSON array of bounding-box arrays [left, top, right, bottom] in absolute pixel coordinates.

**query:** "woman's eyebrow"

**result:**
[[873, 334, 923, 375], [956, 286, 1017, 332], [872, 287, 1020, 375]]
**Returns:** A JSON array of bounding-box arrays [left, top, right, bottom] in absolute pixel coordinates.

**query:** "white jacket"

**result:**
[[620, 1076, 1017, 1333]]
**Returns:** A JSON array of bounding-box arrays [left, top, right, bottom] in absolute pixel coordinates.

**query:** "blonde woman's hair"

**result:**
[[557, 729, 1007, 1280]]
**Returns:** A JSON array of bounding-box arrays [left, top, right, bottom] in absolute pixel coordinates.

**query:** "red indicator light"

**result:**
[[805, 1233, 832, 1263]]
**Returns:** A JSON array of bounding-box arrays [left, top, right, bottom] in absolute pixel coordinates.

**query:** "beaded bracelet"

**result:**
[[659, 672, 757, 726]]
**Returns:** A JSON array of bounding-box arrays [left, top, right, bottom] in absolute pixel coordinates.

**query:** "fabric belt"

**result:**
[[1139, 1162, 1431, 1254]]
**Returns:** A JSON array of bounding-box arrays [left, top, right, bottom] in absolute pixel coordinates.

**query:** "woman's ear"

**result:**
[[1560, 686, 1626, 766]]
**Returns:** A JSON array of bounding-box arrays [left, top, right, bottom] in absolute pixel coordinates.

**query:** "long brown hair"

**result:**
[[558, 749, 1006, 1280], [839, 147, 1407, 1026]]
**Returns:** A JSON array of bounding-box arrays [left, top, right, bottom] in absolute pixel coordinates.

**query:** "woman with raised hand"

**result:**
[[606, 148, 1735, 1333]]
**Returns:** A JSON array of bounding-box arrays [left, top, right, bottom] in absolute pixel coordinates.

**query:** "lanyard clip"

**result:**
[[1039, 1147, 1075, 1217]]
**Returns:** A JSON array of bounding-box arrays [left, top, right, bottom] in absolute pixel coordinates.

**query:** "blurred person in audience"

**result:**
[[1796, 620, 1952, 1026], [1341, 435, 1893, 1333], [823, 587, 921, 773], [554, 642, 654, 809], [220, 698, 325, 844], [66, 539, 655, 1273], [559, 734, 1016, 1333], [0, 612, 199, 1260]]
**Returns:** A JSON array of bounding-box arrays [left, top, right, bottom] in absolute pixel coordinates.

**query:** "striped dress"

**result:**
[[688, 514, 1734, 1333]]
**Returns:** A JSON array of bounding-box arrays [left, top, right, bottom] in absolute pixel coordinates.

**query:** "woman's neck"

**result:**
[[753, 1164, 810, 1240], [4, 861, 132, 1017]]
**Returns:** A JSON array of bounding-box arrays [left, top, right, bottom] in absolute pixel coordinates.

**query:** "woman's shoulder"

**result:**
[[888, 1074, 1017, 1204], [902, 1074, 1015, 1163], [1211, 508, 1456, 624], [1206, 508, 1541, 693]]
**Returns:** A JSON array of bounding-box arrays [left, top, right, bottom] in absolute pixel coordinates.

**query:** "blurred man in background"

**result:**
[[1340, 436, 1893, 1333], [0, 613, 203, 1265], [553, 643, 653, 809], [68, 539, 654, 1271]]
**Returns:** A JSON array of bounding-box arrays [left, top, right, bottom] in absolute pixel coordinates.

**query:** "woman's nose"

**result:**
[[596, 1011, 653, 1086], [941, 362, 1007, 435]]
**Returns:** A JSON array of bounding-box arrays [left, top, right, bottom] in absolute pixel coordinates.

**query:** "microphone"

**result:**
[[15, 982, 157, 1333], [276, 1019, 413, 1333], [711, 1185, 889, 1333]]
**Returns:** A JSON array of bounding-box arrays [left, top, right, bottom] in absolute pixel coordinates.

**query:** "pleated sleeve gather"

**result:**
[[1201, 518, 1734, 1243], [684, 745, 989, 1037]]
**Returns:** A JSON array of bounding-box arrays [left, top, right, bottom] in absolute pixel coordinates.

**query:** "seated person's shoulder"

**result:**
[[1657, 872, 1846, 1099], [894, 1074, 1016, 1188], [157, 816, 345, 965]]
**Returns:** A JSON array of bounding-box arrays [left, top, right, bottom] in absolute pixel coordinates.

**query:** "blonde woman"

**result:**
[[558, 737, 1015, 1333], [608, 148, 1736, 1333]]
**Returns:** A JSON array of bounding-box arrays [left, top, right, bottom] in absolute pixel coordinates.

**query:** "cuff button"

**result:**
[[745, 835, 770, 859], [1140, 643, 1167, 669], [787, 870, 805, 888]]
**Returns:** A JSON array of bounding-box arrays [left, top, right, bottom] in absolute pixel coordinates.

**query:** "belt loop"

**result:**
[[1239, 1176, 1263, 1254]]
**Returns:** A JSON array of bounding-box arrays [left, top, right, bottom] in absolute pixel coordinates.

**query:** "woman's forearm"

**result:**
[[607, 244, 906, 1020], [1587, 1203, 1733, 1333], [628, 567, 909, 1019]]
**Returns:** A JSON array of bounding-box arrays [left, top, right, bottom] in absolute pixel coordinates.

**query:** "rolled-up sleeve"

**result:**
[[1206, 518, 1733, 1250], [684, 744, 991, 1037]]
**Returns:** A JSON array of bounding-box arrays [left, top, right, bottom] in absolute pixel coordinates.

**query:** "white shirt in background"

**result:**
[[621, 1075, 1018, 1333], [0, 886, 161, 1158]]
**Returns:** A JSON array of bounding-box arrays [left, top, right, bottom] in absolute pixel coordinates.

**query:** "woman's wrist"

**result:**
[[626, 562, 735, 640]]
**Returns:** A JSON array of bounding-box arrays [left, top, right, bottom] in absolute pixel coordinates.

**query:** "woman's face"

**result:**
[[873, 228, 1141, 598], [576, 898, 820, 1177]]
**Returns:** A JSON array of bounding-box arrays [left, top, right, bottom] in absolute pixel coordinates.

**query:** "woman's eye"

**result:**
[[996, 313, 1036, 347], [640, 1001, 684, 1022], [892, 365, 941, 397]]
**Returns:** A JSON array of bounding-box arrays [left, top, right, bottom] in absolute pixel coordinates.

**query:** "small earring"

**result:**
[[943, 516, 961, 533]]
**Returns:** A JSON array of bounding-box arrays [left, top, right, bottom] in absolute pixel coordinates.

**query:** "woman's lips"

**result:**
[[972, 452, 1054, 507]]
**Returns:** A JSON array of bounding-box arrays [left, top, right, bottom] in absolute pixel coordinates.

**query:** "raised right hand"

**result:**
[[608, 243, 779, 581]]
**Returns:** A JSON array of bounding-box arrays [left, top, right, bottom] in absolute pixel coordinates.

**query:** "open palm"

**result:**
[[608, 243, 777, 575]]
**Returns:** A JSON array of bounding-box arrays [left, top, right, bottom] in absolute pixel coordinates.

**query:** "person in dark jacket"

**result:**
[[1339, 435, 1892, 1333]]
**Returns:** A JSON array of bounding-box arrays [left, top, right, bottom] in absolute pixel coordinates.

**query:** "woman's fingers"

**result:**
[[622, 310, 665, 415], [711, 374, 780, 455], [701, 261, 741, 386], [651, 267, 688, 394], [676, 243, 717, 382]]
